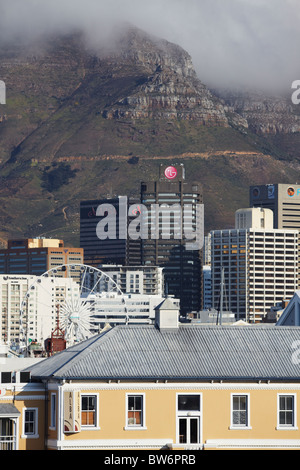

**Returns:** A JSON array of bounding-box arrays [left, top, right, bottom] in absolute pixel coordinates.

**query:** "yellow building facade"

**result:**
[[2, 319, 300, 450], [2, 380, 300, 450]]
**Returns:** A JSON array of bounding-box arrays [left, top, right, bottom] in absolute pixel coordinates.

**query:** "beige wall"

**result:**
[[57, 383, 300, 449], [3, 382, 300, 450]]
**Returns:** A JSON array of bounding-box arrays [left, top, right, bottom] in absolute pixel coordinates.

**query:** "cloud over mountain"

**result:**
[[0, 0, 299, 92]]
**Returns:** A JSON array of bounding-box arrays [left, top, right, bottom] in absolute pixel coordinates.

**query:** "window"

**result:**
[[81, 395, 97, 427], [277, 394, 297, 429], [50, 393, 56, 429], [126, 394, 146, 429], [178, 395, 200, 412], [23, 408, 38, 437], [231, 394, 250, 429]]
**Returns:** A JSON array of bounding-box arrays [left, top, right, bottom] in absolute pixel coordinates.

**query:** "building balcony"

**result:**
[[0, 406, 20, 449], [0, 435, 16, 450]]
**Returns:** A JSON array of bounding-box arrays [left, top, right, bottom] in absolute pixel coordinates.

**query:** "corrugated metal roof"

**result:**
[[24, 324, 300, 381]]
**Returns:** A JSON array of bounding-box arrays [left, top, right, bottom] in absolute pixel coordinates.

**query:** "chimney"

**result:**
[[155, 297, 179, 330]]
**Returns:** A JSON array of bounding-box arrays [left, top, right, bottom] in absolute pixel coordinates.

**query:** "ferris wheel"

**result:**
[[19, 264, 127, 353]]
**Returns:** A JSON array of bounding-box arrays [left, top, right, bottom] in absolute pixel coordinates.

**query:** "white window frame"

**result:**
[[176, 393, 202, 446], [230, 393, 251, 430], [277, 393, 298, 430], [22, 407, 39, 439], [50, 393, 56, 430], [125, 393, 147, 430], [80, 393, 100, 430]]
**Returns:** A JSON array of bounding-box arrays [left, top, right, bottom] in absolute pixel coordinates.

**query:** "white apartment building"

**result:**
[[211, 208, 298, 322], [84, 292, 179, 331], [0, 275, 80, 350], [84, 265, 164, 296]]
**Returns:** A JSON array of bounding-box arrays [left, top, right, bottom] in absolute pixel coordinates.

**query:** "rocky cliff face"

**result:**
[[216, 89, 300, 135], [0, 27, 254, 163], [101, 28, 242, 126], [0, 25, 299, 164]]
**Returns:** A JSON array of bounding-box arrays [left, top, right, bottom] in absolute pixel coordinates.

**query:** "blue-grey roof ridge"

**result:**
[[23, 324, 300, 382], [41, 327, 114, 378]]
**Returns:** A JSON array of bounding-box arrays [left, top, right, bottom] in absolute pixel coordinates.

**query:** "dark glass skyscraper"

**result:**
[[140, 164, 203, 315], [80, 197, 141, 267]]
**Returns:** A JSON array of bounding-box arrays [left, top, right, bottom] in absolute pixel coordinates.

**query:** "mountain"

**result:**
[[0, 27, 254, 163], [0, 26, 300, 247], [214, 88, 300, 160]]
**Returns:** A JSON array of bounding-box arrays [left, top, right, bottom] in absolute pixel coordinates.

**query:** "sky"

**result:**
[[0, 0, 299, 93]]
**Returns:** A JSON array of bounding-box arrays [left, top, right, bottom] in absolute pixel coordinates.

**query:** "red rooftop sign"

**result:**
[[164, 166, 177, 179]]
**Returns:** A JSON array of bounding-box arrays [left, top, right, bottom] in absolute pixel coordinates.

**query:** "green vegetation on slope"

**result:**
[[0, 152, 300, 248]]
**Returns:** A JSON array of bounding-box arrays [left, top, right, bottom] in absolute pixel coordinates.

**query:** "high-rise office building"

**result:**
[[80, 198, 141, 267], [250, 184, 300, 230], [203, 265, 212, 309], [140, 164, 203, 315], [211, 208, 298, 322], [0, 239, 83, 281], [250, 183, 300, 287]]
